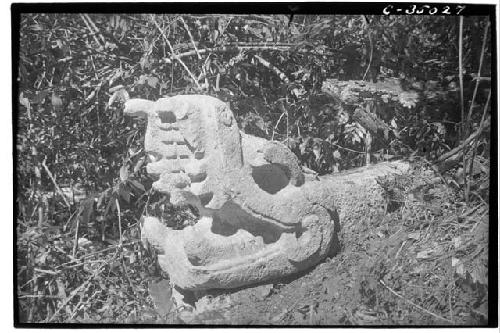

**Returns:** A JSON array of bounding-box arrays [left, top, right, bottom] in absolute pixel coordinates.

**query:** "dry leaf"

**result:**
[[408, 231, 420, 240], [19, 93, 31, 110], [56, 278, 67, 299], [51, 92, 63, 109], [78, 237, 92, 247], [416, 250, 431, 259], [32, 89, 50, 104], [119, 165, 129, 182]]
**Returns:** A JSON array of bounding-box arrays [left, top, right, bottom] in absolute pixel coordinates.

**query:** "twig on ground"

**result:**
[[41, 158, 71, 208], [19, 294, 62, 299], [394, 240, 407, 260], [281, 296, 305, 322], [69, 290, 101, 320], [470, 307, 488, 319], [379, 279, 454, 324], [34, 268, 59, 275]]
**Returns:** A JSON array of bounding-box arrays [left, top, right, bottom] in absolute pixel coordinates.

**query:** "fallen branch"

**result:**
[[436, 115, 490, 164], [379, 279, 454, 324], [19, 294, 62, 299]]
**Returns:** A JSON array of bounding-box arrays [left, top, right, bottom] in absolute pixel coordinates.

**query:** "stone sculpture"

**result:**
[[124, 95, 340, 291]]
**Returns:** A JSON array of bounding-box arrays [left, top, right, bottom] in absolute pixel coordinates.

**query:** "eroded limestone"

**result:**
[[124, 95, 340, 291]]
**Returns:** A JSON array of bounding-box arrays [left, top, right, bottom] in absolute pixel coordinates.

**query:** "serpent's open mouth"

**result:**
[[149, 213, 312, 289]]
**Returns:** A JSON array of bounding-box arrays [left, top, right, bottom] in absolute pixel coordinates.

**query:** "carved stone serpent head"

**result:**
[[125, 95, 339, 290]]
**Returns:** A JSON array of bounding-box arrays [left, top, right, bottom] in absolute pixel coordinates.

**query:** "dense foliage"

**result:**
[[16, 14, 491, 324]]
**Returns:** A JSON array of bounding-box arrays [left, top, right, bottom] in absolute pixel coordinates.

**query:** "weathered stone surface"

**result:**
[[124, 95, 340, 291]]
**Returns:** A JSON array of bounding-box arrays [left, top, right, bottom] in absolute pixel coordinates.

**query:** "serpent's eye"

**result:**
[[158, 110, 176, 123]]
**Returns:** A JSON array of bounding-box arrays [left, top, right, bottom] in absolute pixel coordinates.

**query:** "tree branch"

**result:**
[[151, 15, 201, 89], [179, 16, 201, 60], [41, 158, 71, 208], [253, 54, 290, 84], [466, 20, 490, 128], [80, 14, 103, 48], [436, 114, 490, 164], [362, 15, 374, 81]]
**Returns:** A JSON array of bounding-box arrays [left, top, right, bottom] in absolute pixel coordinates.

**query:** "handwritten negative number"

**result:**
[[383, 5, 467, 15]]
